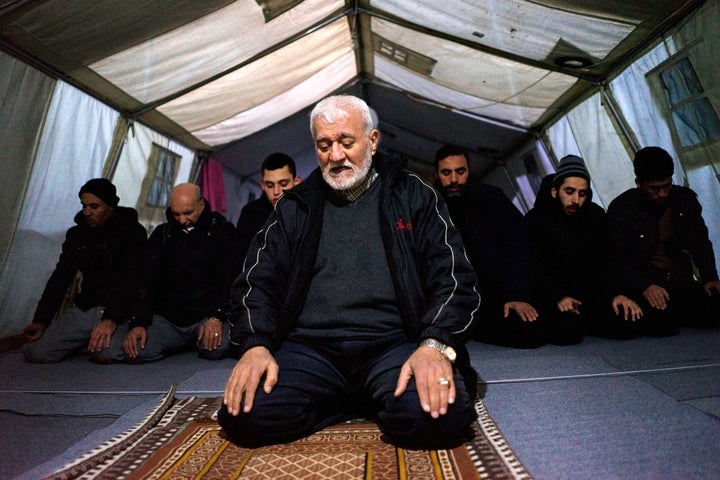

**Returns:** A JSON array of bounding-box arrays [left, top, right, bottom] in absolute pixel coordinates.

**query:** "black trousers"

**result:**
[[637, 281, 720, 336], [218, 339, 477, 449], [539, 294, 642, 345], [472, 298, 546, 348]]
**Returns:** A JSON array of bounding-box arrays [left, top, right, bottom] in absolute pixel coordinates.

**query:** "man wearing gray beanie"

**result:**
[[525, 155, 643, 344], [607, 146, 720, 335], [23, 178, 146, 362]]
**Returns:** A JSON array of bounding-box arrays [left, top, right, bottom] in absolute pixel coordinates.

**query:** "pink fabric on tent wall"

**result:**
[[200, 158, 227, 212]]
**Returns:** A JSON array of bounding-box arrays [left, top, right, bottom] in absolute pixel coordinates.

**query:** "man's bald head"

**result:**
[[170, 183, 205, 229]]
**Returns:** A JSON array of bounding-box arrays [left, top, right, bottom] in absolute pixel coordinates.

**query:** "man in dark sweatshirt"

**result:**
[[236, 152, 300, 261], [525, 156, 643, 345], [23, 178, 146, 362], [607, 146, 720, 336], [434, 144, 544, 348]]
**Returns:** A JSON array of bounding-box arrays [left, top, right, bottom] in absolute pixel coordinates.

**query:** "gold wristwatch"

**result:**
[[420, 338, 457, 363]]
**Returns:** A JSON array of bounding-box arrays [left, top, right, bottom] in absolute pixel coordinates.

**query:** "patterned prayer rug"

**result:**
[[44, 385, 533, 480]]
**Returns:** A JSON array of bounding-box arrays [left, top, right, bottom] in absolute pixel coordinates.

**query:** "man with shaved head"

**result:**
[[219, 95, 480, 450], [105, 183, 237, 362]]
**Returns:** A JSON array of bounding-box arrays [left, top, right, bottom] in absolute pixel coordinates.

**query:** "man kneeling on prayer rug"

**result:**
[[219, 94, 481, 449]]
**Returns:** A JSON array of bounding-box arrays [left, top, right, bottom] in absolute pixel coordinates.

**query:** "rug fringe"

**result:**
[[42, 384, 178, 480]]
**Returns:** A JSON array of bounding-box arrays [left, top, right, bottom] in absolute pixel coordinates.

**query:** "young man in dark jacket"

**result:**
[[108, 183, 237, 362], [220, 95, 481, 450], [23, 178, 146, 362], [607, 146, 720, 335], [525, 156, 642, 345], [236, 152, 300, 261], [434, 144, 544, 348]]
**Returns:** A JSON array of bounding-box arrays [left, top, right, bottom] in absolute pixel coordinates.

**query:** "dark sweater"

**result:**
[[292, 178, 402, 343]]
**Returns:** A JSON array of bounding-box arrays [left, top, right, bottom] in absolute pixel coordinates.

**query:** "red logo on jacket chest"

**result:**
[[395, 218, 413, 230]]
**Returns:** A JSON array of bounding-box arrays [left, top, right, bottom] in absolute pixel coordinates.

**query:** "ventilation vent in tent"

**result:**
[[372, 33, 437, 76]]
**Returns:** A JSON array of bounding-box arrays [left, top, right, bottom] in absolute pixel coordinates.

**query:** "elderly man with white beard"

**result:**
[[219, 95, 481, 450]]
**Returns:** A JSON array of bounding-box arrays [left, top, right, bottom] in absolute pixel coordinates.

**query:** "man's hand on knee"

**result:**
[[224, 346, 278, 416]]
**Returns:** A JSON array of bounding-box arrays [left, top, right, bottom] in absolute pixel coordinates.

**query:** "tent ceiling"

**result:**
[[0, 0, 704, 165]]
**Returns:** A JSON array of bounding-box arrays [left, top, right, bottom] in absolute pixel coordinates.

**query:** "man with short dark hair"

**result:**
[[607, 146, 720, 335], [434, 144, 544, 348], [23, 178, 146, 363], [219, 95, 480, 450], [236, 152, 300, 260], [525, 155, 642, 345]]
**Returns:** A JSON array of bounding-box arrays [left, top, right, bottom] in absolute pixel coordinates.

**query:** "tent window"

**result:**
[[146, 144, 180, 208], [256, 0, 302, 22], [372, 33, 436, 76], [658, 58, 720, 148]]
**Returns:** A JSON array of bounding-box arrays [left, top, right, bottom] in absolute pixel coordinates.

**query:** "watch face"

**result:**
[[445, 346, 457, 362]]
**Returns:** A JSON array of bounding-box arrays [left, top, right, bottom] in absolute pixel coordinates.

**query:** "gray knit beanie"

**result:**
[[552, 155, 590, 187]]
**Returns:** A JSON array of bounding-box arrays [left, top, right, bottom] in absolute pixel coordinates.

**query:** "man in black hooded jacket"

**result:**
[[434, 144, 544, 348], [23, 178, 146, 363], [524, 156, 642, 345]]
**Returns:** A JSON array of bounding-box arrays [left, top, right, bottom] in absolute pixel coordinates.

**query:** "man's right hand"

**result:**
[[643, 284, 670, 310], [23, 323, 46, 342], [123, 326, 147, 358], [224, 346, 278, 416], [557, 296, 582, 314]]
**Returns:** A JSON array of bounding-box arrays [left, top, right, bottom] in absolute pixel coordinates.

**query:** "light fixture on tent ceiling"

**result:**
[[548, 38, 597, 70], [553, 56, 594, 69]]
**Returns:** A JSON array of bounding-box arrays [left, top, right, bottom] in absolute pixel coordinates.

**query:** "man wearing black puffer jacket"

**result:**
[[607, 146, 720, 336], [107, 183, 237, 363], [23, 178, 146, 363]]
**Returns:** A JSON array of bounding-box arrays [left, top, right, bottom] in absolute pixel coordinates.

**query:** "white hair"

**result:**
[[309, 95, 374, 137]]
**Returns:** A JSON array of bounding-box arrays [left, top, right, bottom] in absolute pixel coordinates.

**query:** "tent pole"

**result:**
[[500, 164, 530, 213], [106, 119, 133, 180], [600, 85, 640, 153]]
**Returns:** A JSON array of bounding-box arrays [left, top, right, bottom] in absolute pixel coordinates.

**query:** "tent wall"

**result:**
[[0, 67, 197, 339], [0, 52, 54, 269]]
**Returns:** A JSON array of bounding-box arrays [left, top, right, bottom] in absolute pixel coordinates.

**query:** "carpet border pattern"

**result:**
[[43, 386, 533, 480]]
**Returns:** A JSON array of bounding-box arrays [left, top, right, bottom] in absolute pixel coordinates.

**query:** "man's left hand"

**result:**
[[395, 346, 455, 419], [88, 319, 117, 352], [612, 295, 643, 321], [198, 317, 223, 350], [704, 280, 720, 296], [504, 301, 539, 322]]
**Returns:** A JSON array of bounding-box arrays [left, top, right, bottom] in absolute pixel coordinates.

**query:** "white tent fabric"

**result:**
[[0, 52, 55, 268], [1, 0, 701, 153], [192, 51, 357, 146], [563, 92, 635, 207], [377, 0, 638, 62], [89, 0, 344, 105], [18, 82, 118, 235], [542, 0, 720, 271]]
